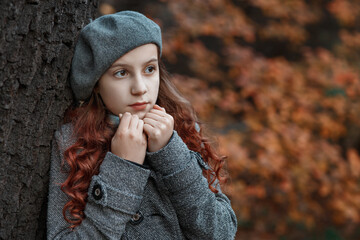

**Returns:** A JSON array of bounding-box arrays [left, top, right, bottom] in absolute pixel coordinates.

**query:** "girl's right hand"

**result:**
[[111, 112, 147, 165]]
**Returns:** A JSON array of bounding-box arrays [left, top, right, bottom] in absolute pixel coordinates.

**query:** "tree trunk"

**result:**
[[0, 1, 98, 239]]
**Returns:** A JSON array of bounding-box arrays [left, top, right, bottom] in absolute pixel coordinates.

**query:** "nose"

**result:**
[[131, 73, 147, 95]]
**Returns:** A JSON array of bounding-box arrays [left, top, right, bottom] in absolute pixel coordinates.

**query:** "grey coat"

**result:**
[[47, 123, 237, 239]]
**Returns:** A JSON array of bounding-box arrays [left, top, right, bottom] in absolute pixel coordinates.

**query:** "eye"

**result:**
[[145, 65, 156, 74], [114, 69, 127, 78]]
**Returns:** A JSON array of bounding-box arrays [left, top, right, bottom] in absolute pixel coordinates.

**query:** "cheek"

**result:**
[[99, 83, 125, 106], [150, 79, 160, 98], [100, 85, 112, 101], [152, 74, 160, 92]]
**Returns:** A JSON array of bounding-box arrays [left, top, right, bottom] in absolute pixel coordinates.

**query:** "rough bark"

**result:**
[[0, 1, 98, 239]]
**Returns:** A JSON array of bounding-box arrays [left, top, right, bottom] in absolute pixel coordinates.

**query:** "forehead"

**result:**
[[112, 44, 158, 65]]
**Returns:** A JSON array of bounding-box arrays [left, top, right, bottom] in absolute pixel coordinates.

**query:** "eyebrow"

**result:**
[[109, 58, 158, 70]]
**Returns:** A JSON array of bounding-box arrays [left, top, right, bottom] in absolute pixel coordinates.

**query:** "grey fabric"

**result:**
[[70, 11, 162, 101], [47, 123, 237, 239]]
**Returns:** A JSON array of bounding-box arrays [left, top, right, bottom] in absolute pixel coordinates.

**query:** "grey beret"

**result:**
[[70, 11, 162, 101]]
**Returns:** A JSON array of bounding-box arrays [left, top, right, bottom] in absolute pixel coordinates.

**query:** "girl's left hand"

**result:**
[[143, 104, 174, 152]]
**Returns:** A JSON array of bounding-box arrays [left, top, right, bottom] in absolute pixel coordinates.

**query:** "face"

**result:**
[[96, 44, 160, 119]]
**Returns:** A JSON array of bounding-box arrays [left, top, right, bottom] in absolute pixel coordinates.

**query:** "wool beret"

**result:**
[[70, 11, 162, 101]]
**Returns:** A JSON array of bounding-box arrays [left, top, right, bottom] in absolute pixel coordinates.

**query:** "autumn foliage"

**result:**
[[101, 0, 360, 238]]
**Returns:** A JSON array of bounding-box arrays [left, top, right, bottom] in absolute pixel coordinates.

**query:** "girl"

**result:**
[[47, 11, 237, 239]]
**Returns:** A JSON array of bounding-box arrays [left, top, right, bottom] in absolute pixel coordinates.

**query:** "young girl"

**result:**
[[47, 11, 237, 239]]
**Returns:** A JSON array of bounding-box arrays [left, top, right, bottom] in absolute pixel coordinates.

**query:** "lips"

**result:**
[[129, 102, 148, 111], [129, 102, 148, 106]]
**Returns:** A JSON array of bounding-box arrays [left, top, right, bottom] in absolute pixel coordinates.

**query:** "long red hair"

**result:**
[[61, 61, 227, 228]]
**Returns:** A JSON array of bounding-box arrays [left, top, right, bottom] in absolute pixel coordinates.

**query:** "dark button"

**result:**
[[130, 211, 143, 225], [92, 184, 103, 200]]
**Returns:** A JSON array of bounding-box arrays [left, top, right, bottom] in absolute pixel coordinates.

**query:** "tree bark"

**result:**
[[0, 1, 98, 239]]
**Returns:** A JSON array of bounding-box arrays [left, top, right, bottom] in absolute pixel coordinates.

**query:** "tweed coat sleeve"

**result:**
[[146, 130, 238, 239], [47, 124, 151, 239]]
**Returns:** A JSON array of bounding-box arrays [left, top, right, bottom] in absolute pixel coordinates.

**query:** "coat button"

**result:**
[[130, 211, 143, 225], [92, 184, 103, 200]]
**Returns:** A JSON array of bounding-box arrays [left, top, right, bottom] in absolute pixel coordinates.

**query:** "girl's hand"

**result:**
[[143, 104, 174, 152], [111, 112, 147, 165]]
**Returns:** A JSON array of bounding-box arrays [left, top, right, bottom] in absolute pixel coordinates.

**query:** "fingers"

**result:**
[[143, 122, 157, 137], [116, 112, 131, 135], [144, 111, 172, 126], [129, 114, 139, 130], [110, 112, 147, 164], [148, 109, 167, 118], [143, 105, 174, 152], [137, 118, 144, 134], [153, 104, 166, 112], [144, 112, 164, 122], [115, 112, 145, 135], [143, 117, 159, 129], [143, 114, 173, 138]]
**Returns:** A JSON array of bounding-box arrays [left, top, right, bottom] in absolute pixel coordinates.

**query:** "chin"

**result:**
[[136, 112, 147, 120]]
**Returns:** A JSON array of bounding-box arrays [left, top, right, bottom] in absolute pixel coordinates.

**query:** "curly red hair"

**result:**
[[61, 61, 227, 228]]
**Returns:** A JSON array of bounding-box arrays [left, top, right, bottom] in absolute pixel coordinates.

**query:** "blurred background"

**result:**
[[99, 0, 360, 239]]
